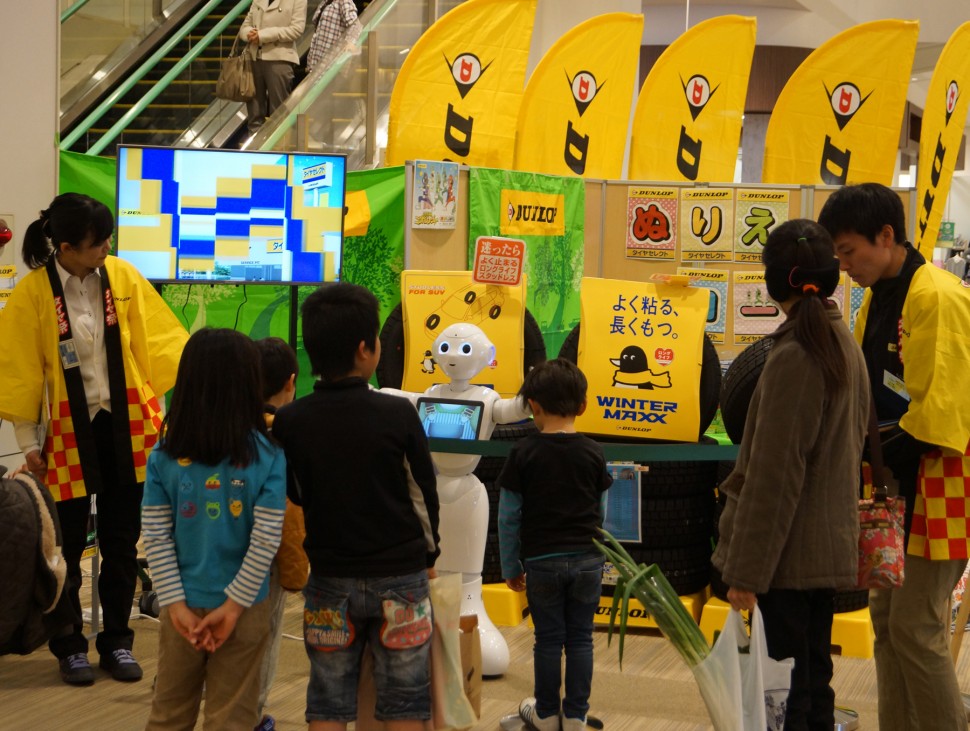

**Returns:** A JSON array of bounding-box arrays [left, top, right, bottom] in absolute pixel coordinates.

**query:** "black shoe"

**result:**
[[59, 653, 95, 686], [99, 649, 143, 682]]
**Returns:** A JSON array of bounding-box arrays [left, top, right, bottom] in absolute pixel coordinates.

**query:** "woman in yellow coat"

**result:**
[[0, 193, 187, 686]]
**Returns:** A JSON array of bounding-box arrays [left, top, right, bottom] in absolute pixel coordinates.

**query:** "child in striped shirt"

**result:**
[[142, 328, 286, 730]]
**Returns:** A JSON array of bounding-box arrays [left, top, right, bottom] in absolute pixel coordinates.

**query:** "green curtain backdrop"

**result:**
[[467, 168, 585, 359]]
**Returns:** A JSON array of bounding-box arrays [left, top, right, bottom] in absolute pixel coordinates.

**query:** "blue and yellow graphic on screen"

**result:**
[[115, 146, 346, 282]]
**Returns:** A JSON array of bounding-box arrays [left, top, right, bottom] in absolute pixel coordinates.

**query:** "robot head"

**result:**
[[433, 323, 495, 381]]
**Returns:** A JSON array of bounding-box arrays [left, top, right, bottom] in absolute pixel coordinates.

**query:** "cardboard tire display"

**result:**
[[375, 303, 547, 389], [557, 324, 722, 439]]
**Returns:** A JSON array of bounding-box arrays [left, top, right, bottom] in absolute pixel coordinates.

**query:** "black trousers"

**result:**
[[47, 410, 143, 659], [758, 588, 836, 731]]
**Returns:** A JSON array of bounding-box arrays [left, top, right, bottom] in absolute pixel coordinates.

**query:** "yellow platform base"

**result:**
[[698, 597, 874, 659], [588, 588, 709, 629], [482, 583, 529, 627]]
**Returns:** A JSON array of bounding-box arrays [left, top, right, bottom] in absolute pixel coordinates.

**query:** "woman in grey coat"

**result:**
[[712, 218, 869, 731]]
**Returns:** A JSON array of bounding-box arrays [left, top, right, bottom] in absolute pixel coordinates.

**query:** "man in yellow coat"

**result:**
[[820, 183, 970, 731], [0, 194, 187, 685]]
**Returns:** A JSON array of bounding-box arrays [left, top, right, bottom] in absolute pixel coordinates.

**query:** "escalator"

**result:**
[[61, 0, 251, 155], [61, 0, 465, 164]]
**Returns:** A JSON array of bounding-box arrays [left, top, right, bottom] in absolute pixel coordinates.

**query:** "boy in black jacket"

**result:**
[[272, 283, 440, 731]]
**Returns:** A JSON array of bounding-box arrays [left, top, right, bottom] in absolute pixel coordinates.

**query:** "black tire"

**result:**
[[489, 305, 501, 319], [640, 492, 716, 548], [482, 531, 503, 584], [833, 589, 869, 614], [476, 422, 539, 567], [638, 453, 719, 499], [558, 324, 720, 439], [614, 543, 713, 596], [376, 304, 546, 388], [720, 337, 774, 444], [464, 290, 477, 304], [425, 313, 440, 331]]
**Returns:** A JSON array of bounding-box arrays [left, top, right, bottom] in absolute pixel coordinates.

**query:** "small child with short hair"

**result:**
[[498, 358, 612, 731], [143, 328, 286, 730], [253, 336, 302, 731], [271, 283, 440, 731]]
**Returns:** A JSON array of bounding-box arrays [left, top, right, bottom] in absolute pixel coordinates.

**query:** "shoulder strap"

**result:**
[[867, 397, 887, 502]]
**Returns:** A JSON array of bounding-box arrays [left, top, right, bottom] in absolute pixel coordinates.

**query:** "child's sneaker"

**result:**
[[562, 716, 587, 731], [254, 715, 275, 730], [519, 697, 560, 731]]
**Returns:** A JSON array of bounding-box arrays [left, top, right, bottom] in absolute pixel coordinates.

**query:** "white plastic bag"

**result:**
[[692, 606, 794, 731]]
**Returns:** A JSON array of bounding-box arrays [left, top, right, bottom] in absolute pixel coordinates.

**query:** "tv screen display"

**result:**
[[115, 145, 346, 284], [416, 398, 485, 441]]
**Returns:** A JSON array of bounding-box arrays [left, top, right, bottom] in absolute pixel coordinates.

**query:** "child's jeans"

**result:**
[[524, 551, 604, 721]]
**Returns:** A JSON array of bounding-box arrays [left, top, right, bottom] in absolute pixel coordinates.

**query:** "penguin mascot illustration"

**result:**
[[420, 349, 437, 374], [610, 345, 671, 389]]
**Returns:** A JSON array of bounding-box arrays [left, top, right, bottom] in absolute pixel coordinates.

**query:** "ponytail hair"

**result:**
[[22, 193, 114, 270], [762, 219, 847, 394]]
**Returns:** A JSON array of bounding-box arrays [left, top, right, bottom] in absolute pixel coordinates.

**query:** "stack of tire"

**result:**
[[559, 325, 723, 596], [714, 337, 869, 614]]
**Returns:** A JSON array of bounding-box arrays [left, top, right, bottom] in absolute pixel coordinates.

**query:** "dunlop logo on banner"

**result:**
[[499, 190, 565, 236]]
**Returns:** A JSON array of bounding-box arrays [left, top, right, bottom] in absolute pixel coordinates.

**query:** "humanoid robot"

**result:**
[[384, 322, 531, 676]]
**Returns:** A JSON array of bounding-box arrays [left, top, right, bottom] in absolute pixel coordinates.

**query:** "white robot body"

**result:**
[[383, 323, 531, 676]]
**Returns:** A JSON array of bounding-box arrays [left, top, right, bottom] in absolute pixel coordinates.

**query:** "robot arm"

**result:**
[[377, 387, 421, 408], [492, 395, 531, 425]]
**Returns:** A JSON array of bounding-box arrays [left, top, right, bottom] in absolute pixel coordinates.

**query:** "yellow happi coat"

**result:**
[[855, 263, 970, 559], [0, 256, 187, 501]]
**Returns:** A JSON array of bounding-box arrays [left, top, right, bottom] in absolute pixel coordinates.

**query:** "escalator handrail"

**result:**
[[60, 0, 94, 24], [61, 0, 248, 152], [256, 0, 402, 151]]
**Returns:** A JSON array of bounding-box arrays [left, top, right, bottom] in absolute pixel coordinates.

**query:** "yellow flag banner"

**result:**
[[575, 277, 707, 442], [400, 271, 526, 397], [914, 22, 970, 253], [629, 15, 756, 183], [385, 0, 537, 169], [762, 20, 919, 186], [513, 13, 643, 179]]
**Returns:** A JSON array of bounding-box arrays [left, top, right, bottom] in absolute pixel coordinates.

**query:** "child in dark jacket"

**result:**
[[498, 359, 612, 731], [272, 283, 440, 731]]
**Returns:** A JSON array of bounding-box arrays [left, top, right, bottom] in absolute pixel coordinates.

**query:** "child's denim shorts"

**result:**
[[303, 570, 433, 722]]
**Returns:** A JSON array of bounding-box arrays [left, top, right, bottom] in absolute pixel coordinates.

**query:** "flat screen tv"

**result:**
[[115, 145, 346, 284]]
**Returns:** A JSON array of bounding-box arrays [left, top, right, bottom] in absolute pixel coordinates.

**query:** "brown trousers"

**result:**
[[145, 598, 273, 731]]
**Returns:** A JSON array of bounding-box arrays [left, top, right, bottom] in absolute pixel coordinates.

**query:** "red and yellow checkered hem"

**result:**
[[909, 440, 970, 560], [43, 384, 162, 501]]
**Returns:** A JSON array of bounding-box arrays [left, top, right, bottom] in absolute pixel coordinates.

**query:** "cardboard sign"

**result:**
[[575, 277, 708, 442], [472, 236, 525, 286], [401, 270, 527, 397]]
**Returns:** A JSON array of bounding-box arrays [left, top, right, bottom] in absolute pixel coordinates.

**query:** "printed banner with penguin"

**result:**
[[575, 277, 708, 442], [399, 270, 526, 397], [513, 12, 643, 179], [629, 15, 756, 183], [385, 0, 537, 169], [762, 19, 918, 186], [914, 21, 970, 253]]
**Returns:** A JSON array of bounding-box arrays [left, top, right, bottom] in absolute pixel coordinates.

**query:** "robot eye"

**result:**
[[461, 343, 472, 354], [438, 342, 450, 354]]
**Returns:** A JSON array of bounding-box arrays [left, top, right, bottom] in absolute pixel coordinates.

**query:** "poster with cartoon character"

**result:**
[[733, 271, 784, 344], [679, 188, 734, 262], [734, 189, 791, 263], [677, 267, 728, 344], [625, 186, 678, 260], [411, 160, 459, 229], [575, 277, 708, 442], [400, 270, 526, 397]]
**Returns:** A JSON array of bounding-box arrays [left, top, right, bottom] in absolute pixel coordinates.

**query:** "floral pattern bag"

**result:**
[[857, 402, 905, 589]]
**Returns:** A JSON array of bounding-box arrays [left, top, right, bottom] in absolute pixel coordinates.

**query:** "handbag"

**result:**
[[215, 37, 255, 102], [692, 607, 794, 731], [857, 401, 905, 589], [275, 498, 309, 591]]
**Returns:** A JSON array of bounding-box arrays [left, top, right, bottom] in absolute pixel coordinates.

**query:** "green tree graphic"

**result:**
[[341, 227, 404, 318]]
